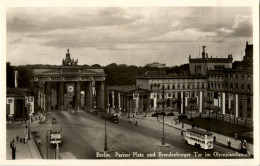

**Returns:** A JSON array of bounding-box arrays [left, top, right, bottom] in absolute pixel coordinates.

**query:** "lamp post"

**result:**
[[189, 92, 192, 119], [162, 85, 165, 145], [28, 103, 31, 140], [242, 96, 247, 127], [46, 129, 51, 159], [104, 104, 109, 151]]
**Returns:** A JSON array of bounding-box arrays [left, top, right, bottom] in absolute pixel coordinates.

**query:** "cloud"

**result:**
[[174, 7, 252, 39], [7, 8, 141, 33], [6, 7, 253, 66]]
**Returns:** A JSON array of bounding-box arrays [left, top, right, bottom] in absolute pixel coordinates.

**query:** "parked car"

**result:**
[[52, 117, 57, 124], [70, 110, 76, 115], [178, 114, 188, 119], [152, 112, 166, 117], [109, 114, 119, 123], [92, 110, 98, 115], [167, 112, 175, 116]]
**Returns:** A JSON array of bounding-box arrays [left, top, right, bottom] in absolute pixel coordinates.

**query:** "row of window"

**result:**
[[207, 82, 252, 93], [150, 83, 205, 90], [186, 136, 205, 144], [209, 74, 251, 80], [226, 83, 251, 92], [229, 74, 251, 80]]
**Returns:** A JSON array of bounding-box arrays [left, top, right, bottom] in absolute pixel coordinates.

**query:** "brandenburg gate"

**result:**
[[31, 49, 106, 112]]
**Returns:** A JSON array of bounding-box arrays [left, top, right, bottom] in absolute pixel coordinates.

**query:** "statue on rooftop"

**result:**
[[62, 49, 78, 66]]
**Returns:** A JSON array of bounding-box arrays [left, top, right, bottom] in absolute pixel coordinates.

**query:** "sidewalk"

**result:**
[[157, 116, 253, 155], [6, 119, 42, 159], [119, 112, 253, 156]]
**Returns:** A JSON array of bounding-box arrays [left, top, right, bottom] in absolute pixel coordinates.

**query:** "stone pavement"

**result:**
[[6, 120, 42, 160], [118, 112, 253, 156]]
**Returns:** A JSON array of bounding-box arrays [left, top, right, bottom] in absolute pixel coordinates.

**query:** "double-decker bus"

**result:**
[[185, 128, 213, 150]]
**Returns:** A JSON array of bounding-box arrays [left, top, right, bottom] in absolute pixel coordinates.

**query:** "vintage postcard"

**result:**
[[1, 0, 259, 165]]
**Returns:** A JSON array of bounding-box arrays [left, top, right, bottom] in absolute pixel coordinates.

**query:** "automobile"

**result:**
[[52, 118, 57, 124], [70, 110, 76, 115], [92, 110, 98, 115], [109, 114, 119, 123], [167, 112, 175, 116], [152, 112, 166, 117], [178, 114, 188, 119]]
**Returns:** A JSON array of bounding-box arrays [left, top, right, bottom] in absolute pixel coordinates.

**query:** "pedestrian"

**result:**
[[23, 137, 25, 144], [16, 136, 19, 142], [213, 135, 216, 142], [197, 125, 199, 129], [208, 128, 211, 132], [227, 138, 231, 148], [10, 141, 13, 149], [135, 121, 138, 126], [244, 140, 247, 148], [181, 130, 183, 136], [12, 145, 16, 160], [20, 138, 22, 143]]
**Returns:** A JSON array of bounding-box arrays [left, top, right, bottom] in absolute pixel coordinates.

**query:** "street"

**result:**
[[29, 110, 250, 159]]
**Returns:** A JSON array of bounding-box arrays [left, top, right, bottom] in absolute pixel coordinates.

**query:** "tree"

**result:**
[[6, 62, 14, 88]]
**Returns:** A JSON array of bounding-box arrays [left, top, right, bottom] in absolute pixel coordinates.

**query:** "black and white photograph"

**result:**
[[1, 0, 259, 165]]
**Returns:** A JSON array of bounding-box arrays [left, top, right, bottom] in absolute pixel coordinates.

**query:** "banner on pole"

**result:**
[[167, 93, 172, 99], [66, 83, 75, 96], [199, 91, 203, 113], [235, 94, 238, 118], [222, 93, 225, 114], [133, 93, 139, 99], [150, 93, 155, 99]]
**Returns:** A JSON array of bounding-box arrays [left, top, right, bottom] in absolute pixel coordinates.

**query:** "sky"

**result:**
[[6, 7, 253, 67]]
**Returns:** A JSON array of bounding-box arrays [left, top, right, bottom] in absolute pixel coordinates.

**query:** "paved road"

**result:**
[[29, 110, 251, 159]]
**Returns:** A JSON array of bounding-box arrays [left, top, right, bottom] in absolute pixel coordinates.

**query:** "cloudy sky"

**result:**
[[6, 7, 252, 66]]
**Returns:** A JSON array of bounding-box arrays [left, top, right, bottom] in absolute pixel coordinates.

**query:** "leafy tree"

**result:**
[[6, 62, 14, 88]]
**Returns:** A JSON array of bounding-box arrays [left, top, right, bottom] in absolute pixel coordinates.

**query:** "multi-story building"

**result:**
[[206, 42, 253, 124], [136, 75, 207, 114], [136, 42, 253, 123], [189, 45, 233, 75]]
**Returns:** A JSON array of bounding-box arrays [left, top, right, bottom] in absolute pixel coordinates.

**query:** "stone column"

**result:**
[[46, 82, 51, 111], [145, 95, 150, 112], [85, 81, 93, 110], [96, 81, 105, 109], [33, 82, 38, 113], [58, 82, 64, 110], [112, 91, 115, 108], [75, 81, 81, 109], [118, 92, 121, 110]]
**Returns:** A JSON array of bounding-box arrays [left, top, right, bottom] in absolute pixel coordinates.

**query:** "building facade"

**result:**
[[136, 43, 253, 123], [31, 49, 106, 112], [136, 75, 207, 114]]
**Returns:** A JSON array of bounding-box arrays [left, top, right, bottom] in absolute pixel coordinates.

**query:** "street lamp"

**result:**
[[46, 129, 51, 159], [242, 96, 247, 126], [162, 85, 165, 145], [189, 92, 192, 119], [27, 103, 32, 140], [104, 104, 109, 151]]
